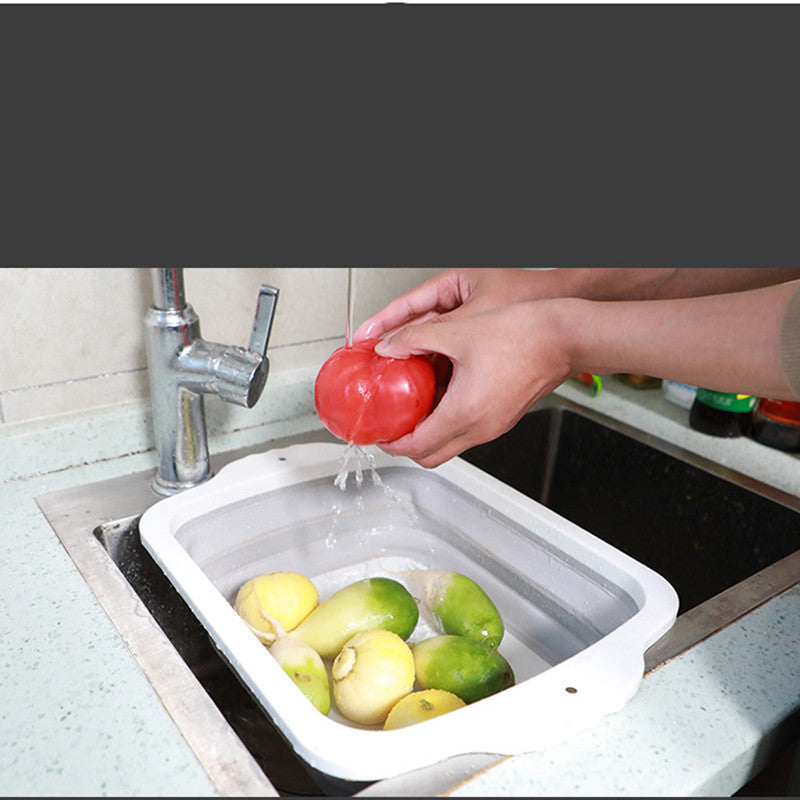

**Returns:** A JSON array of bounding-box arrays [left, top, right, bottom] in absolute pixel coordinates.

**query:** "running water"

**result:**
[[324, 268, 424, 554], [345, 265, 356, 348], [333, 443, 418, 526], [325, 443, 420, 550]]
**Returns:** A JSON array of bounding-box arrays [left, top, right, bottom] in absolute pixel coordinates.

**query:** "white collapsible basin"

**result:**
[[139, 442, 678, 781]]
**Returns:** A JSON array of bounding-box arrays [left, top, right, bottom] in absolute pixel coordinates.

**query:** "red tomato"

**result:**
[[314, 339, 437, 445]]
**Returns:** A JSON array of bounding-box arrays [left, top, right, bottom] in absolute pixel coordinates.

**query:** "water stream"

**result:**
[[345, 264, 356, 348], [326, 268, 422, 548]]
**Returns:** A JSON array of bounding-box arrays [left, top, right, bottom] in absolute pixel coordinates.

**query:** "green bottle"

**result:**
[[689, 388, 756, 437]]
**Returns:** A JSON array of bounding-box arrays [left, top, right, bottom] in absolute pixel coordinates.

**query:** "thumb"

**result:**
[[373, 319, 448, 359]]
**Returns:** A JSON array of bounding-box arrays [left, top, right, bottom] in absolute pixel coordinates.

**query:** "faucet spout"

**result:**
[[176, 339, 269, 407], [144, 268, 279, 496]]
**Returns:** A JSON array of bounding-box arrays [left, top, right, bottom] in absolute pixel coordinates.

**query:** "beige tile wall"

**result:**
[[0, 267, 443, 425]]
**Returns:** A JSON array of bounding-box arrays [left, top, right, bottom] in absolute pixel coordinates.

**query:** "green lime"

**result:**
[[410, 570, 504, 649], [413, 634, 515, 704]]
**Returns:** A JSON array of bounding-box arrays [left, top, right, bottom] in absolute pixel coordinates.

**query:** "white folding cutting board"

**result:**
[[139, 442, 678, 781]]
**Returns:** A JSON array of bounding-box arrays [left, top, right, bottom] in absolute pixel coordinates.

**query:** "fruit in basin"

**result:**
[[332, 629, 415, 725], [406, 569, 504, 649], [269, 637, 331, 715], [287, 577, 419, 659], [383, 688, 466, 730], [234, 571, 318, 645], [413, 635, 515, 704], [314, 338, 436, 444]]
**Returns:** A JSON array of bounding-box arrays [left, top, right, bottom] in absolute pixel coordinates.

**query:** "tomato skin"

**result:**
[[314, 339, 437, 445]]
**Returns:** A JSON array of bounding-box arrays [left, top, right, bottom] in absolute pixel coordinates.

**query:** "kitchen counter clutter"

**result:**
[[1, 369, 798, 797]]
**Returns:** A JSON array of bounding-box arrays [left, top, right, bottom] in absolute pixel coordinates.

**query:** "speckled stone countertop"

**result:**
[[1, 370, 798, 796]]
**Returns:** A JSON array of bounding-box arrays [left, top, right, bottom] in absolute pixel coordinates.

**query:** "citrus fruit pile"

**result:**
[[233, 569, 515, 728]]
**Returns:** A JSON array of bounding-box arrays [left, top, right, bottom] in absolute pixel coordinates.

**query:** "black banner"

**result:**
[[1, 3, 798, 267]]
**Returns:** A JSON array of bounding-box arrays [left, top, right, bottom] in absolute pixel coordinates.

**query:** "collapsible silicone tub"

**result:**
[[139, 442, 678, 781]]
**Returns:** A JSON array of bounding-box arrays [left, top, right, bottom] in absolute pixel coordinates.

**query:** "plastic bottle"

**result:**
[[573, 372, 602, 396], [749, 398, 800, 452], [689, 388, 756, 437], [615, 373, 661, 389], [661, 379, 697, 410]]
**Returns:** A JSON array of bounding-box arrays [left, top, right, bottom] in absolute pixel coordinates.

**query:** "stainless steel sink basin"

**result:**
[[462, 398, 800, 634], [36, 393, 800, 797]]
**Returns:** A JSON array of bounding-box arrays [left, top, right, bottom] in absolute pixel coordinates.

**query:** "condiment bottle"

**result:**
[[615, 373, 662, 389], [749, 398, 800, 452], [689, 388, 756, 437]]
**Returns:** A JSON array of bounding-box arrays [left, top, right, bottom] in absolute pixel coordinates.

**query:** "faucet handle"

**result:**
[[249, 284, 279, 360], [209, 283, 279, 409]]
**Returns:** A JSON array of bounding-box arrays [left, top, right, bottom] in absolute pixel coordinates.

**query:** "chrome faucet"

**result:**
[[144, 267, 279, 496]]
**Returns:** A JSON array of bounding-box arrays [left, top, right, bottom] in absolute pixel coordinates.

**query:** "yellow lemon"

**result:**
[[383, 689, 466, 730], [234, 571, 318, 645]]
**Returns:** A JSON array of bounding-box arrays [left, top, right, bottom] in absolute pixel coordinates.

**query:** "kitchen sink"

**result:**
[[36, 392, 800, 797], [462, 400, 800, 619]]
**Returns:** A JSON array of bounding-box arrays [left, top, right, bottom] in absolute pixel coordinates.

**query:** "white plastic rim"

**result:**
[[140, 442, 678, 781]]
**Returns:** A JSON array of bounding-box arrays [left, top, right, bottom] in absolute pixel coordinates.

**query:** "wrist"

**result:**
[[537, 296, 593, 376]]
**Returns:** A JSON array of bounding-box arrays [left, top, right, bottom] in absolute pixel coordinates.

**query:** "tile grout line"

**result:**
[[0, 337, 342, 397]]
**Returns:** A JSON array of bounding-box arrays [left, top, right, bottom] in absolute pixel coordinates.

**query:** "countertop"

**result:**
[[1, 371, 798, 796]]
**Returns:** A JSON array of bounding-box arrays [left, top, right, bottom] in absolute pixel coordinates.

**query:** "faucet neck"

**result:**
[[151, 267, 187, 311], [145, 267, 279, 496]]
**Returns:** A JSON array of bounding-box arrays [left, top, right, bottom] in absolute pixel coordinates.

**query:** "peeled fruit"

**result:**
[[407, 569, 504, 649], [288, 577, 419, 659], [413, 634, 515, 704], [332, 630, 415, 725], [234, 571, 318, 645], [269, 637, 331, 715], [383, 689, 466, 730]]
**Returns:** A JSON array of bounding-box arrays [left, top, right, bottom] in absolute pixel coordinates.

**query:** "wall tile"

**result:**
[[0, 267, 150, 390], [1, 369, 149, 425], [0, 267, 442, 425]]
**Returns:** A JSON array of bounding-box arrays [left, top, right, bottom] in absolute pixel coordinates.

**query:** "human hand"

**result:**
[[370, 299, 577, 468], [353, 268, 550, 344]]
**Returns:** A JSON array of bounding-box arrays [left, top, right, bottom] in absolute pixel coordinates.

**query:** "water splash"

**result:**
[[333, 443, 419, 526], [325, 502, 344, 549], [334, 442, 365, 491]]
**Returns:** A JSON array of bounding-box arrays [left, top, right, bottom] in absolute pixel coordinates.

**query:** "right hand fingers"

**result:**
[[373, 315, 450, 359], [352, 270, 466, 343]]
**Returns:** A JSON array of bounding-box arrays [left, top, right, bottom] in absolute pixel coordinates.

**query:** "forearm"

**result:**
[[560, 281, 800, 399], [356, 268, 800, 344], [537, 267, 800, 302]]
